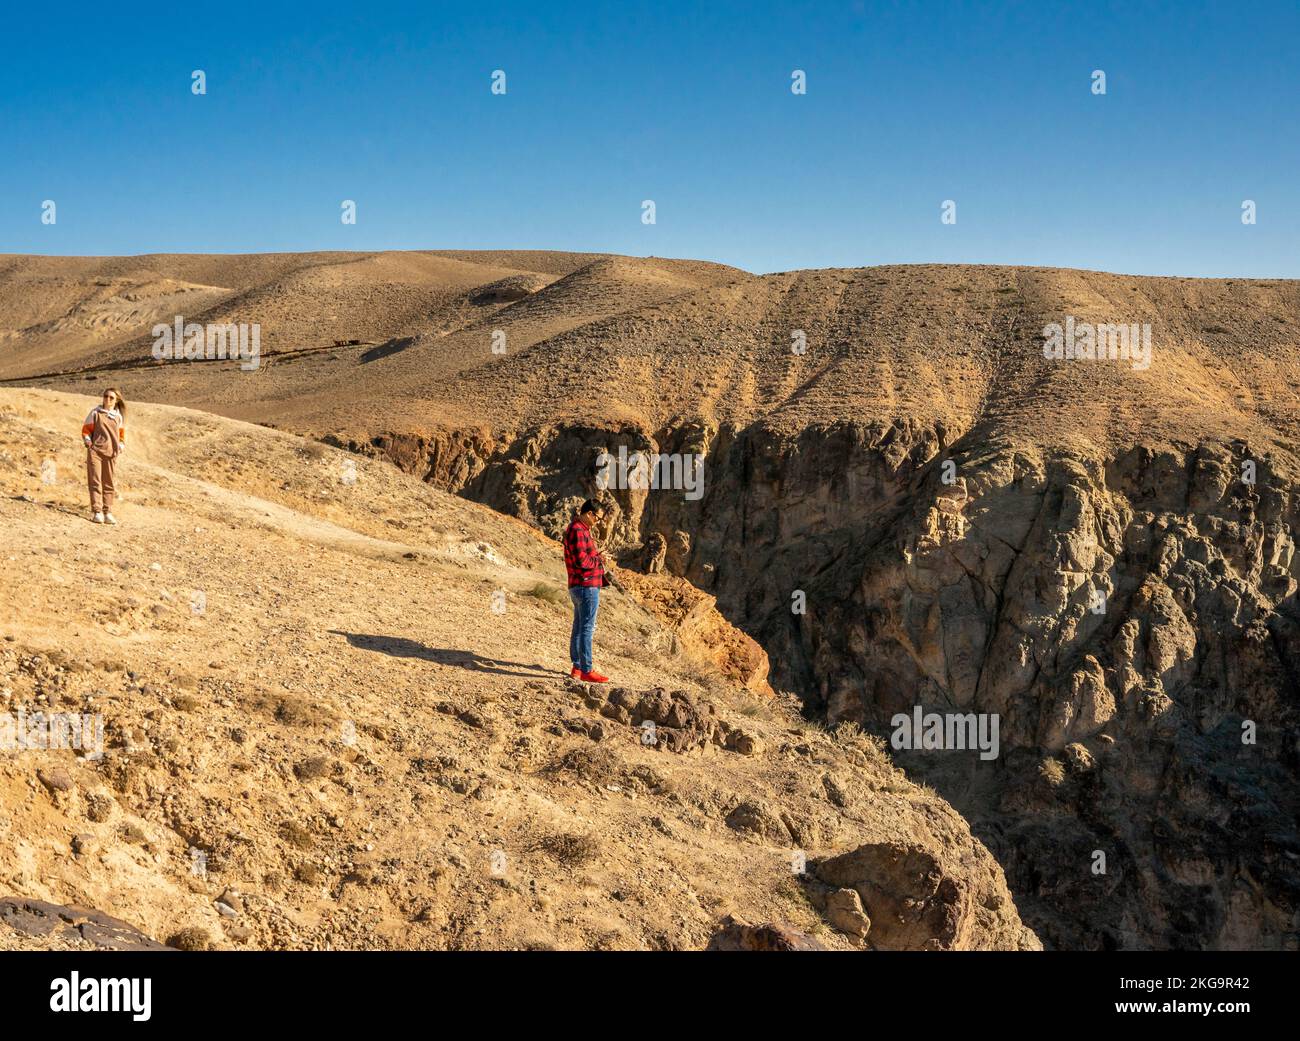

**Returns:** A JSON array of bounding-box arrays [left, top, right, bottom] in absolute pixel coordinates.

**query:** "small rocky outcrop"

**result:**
[[571, 681, 763, 756], [809, 841, 1038, 951], [0, 897, 170, 951]]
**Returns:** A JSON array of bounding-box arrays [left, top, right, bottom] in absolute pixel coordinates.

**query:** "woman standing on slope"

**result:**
[[81, 387, 126, 524]]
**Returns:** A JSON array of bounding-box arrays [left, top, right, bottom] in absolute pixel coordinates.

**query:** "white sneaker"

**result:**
[[104, 513, 117, 525], [92, 512, 104, 524]]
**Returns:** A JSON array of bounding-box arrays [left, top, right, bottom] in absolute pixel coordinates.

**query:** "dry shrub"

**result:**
[[529, 830, 601, 867], [525, 582, 567, 605]]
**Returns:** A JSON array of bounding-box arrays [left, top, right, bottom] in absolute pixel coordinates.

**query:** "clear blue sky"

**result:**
[[3, 0, 1297, 276]]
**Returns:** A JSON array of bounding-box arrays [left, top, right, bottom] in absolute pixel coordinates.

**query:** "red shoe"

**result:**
[[580, 669, 609, 683], [570, 666, 581, 678]]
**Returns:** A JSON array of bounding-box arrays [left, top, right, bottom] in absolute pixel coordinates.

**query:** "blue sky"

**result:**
[[3, 0, 1297, 275]]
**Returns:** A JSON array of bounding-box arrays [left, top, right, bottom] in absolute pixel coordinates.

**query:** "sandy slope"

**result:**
[[0, 388, 1035, 950]]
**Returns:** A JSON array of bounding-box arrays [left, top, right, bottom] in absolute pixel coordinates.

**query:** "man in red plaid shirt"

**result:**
[[563, 499, 610, 682]]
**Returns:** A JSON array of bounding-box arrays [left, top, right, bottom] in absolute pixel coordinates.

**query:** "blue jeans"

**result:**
[[569, 585, 600, 673]]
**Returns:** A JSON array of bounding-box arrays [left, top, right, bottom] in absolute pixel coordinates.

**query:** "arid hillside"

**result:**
[[5, 252, 1300, 455], [0, 388, 1037, 951], [3, 252, 1299, 951], [0, 250, 749, 431]]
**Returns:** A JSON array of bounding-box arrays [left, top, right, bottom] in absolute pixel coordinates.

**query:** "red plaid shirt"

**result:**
[[563, 518, 604, 588]]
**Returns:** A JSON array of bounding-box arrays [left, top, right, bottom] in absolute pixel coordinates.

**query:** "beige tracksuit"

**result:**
[[82, 407, 125, 512]]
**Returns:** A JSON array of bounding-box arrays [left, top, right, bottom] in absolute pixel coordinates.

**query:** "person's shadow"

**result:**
[[331, 631, 561, 678], [14, 495, 91, 522]]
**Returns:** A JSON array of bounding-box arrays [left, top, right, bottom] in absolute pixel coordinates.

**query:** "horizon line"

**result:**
[[3, 249, 1298, 284]]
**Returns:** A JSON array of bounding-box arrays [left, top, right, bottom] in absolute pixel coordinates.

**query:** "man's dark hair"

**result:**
[[579, 499, 602, 517]]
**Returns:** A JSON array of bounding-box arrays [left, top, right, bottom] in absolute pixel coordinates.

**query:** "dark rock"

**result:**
[[706, 915, 828, 951], [0, 897, 169, 951]]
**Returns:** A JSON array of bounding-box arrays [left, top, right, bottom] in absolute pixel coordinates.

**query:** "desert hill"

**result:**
[[0, 250, 748, 427], [0, 388, 1036, 951], [4, 253, 1300, 458]]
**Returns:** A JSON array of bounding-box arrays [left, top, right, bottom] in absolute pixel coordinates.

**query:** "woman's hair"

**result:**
[[103, 387, 126, 417]]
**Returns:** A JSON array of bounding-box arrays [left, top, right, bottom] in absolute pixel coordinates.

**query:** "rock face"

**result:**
[[813, 841, 1024, 951], [376, 419, 1300, 950], [789, 440, 1300, 951], [614, 570, 772, 695]]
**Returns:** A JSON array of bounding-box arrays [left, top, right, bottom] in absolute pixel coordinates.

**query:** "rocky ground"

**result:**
[[0, 388, 1037, 951]]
